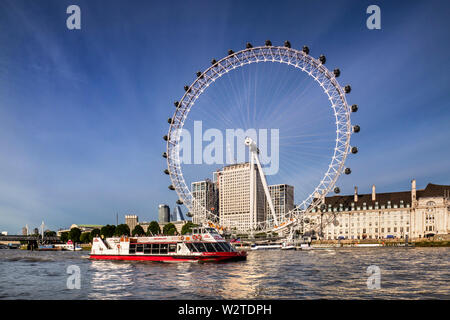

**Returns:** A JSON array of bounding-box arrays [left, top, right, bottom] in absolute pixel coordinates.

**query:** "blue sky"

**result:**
[[0, 0, 449, 233]]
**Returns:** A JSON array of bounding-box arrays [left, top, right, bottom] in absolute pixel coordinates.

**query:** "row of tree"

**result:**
[[60, 221, 198, 244]]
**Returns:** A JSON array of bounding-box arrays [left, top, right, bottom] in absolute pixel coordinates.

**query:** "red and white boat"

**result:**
[[90, 227, 247, 262]]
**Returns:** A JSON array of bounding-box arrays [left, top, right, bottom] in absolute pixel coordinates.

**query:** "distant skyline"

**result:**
[[1, 0, 450, 233]]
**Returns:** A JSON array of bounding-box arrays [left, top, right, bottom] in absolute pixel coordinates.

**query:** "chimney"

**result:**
[[372, 185, 376, 201], [354, 186, 358, 202], [411, 179, 417, 204]]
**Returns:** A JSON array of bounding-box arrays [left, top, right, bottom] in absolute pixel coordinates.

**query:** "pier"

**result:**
[[0, 235, 63, 250]]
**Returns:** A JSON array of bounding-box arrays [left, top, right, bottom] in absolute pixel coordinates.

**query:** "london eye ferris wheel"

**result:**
[[163, 40, 359, 235]]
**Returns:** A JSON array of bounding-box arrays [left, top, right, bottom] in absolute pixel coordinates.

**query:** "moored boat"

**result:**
[[38, 244, 60, 251], [89, 227, 247, 263], [299, 243, 313, 250], [250, 243, 282, 250], [55, 240, 82, 251], [355, 243, 382, 247], [281, 242, 296, 250]]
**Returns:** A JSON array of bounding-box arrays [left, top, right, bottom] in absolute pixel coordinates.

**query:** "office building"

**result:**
[[158, 204, 171, 224], [218, 162, 265, 231], [266, 184, 295, 224], [191, 179, 218, 225]]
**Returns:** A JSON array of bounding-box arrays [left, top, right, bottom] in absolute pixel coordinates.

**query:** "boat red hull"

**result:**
[[89, 251, 247, 263]]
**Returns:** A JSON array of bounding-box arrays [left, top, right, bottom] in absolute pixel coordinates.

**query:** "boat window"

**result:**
[[208, 228, 218, 234], [217, 242, 230, 252], [143, 244, 151, 254], [186, 243, 197, 252], [194, 243, 207, 252], [129, 243, 136, 254], [136, 244, 144, 253], [219, 242, 235, 252], [169, 244, 176, 253], [212, 243, 224, 252], [160, 243, 168, 255], [151, 243, 160, 254], [204, 243, 216, 252]]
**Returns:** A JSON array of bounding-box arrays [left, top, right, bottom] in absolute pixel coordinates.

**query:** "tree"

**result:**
[[44, 230, 56, 237], [181, 222, 198, 235], [100, 225, 116, 238], [147, 221, 161, 236], [163, 223, 177, 235], [132, 225, 145, 236], [60, 232, 69, 243], [80, 232, 90, 243], [114, 224, 130, 236], [90, 228, 101, 242], [68, 227, 81, 243]]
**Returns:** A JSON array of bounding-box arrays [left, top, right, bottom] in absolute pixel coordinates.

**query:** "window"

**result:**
[[151, 243, 160, 254], [194, 243, 207, 252], [218, 242, 233, 252], [160, 243, 168, 254], [212, 243, 225, 252], [144, 244, 151, 254], [136, 244, 144, 253], [207, 228, 218, 234], [169, 244, 176, 253], [204, 243, 216, 252], [129, 243, 136, 254], [186, 243, 197, 252]]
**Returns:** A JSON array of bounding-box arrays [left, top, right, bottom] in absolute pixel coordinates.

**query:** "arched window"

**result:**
[[425, 201, 436, 234]]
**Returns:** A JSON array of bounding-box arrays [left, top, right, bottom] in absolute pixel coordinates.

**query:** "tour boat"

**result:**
[[89, 227, 247, 263]]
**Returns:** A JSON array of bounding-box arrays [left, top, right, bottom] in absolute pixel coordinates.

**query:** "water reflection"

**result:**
[[89, 261, 135, 299], [0, 248, 448, 299]]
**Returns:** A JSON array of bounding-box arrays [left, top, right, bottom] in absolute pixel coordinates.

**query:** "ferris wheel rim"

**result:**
[[166, 44, 354, 233]]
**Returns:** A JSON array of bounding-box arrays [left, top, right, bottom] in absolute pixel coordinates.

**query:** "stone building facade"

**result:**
[[305, 180, 450, 240]]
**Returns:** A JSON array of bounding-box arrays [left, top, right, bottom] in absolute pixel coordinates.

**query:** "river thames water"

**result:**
[[0, 247, 448, 299]]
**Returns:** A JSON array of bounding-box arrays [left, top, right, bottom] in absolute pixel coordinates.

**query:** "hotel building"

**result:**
[[305, 180, 450, 240]]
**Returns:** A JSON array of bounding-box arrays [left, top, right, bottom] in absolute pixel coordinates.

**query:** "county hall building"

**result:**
[[307, 179, 450, 240]]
